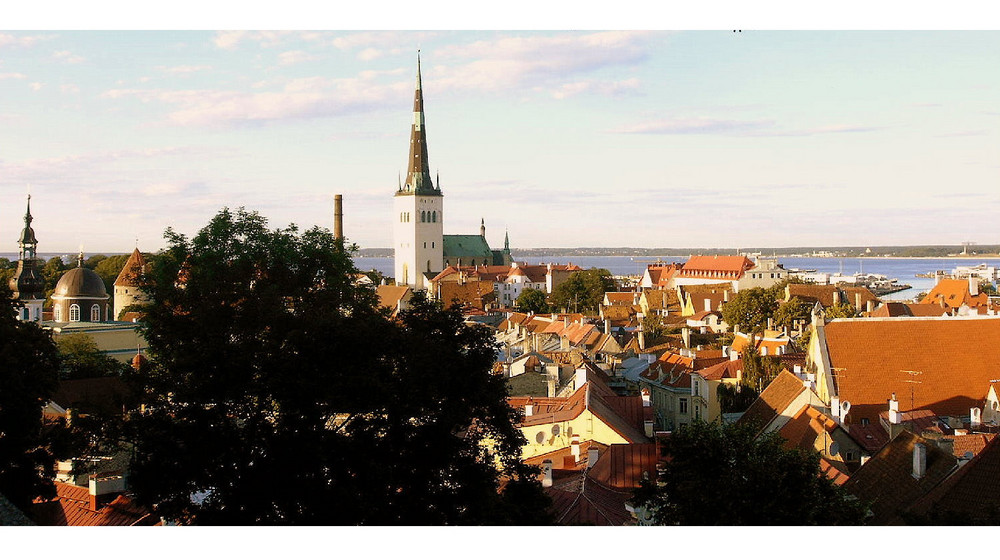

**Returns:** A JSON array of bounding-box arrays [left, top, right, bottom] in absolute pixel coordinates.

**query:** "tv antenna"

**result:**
[[900, 370, 923, 412]]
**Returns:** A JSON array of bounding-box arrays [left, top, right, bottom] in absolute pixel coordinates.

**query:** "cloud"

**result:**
[[935, 130, 988, 137], [0, 33, 53, 49], [53, 50, 86, 64], [429, 32, 652, 94], [213, 31, 324, 50], [60, 84, 80, 94], [548, 78, 640, 99], [277, 50, 317, 66], [29, 82, 42, 91], [0, 72, 26, 80], [161, 65, 212, 74], [101, 72, 413, 128], [614, 117, 776, 135], [613, 117, 885, 137]]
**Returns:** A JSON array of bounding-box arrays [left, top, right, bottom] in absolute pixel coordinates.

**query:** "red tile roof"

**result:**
[[908, 435, 1000, 521], [737, 370, 807, 430], [30, 482, 157, 526], [545, 473, 634, 526], [842, 431, 958, 525], [587, 443, 658, 490], [823, 316, 1000, 421], [113, 248, 148, 288], [678, 255, 755, 279], [919, 278, 988, 311]]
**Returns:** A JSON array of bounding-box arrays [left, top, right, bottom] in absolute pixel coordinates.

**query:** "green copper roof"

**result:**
[[443, 235, 493, 261]]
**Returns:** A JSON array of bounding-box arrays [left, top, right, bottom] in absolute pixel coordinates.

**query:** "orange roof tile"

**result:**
[[737, 370, 807, 430], [919, 278, 988, 310], [823, 316, 1000, 421], [30, 482, 157, 526], [113, 248, 149, 288], [678, 256, 755, 279]]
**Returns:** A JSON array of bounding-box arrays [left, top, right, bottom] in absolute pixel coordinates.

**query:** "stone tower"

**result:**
[[113, 247, 149, 321], [393, 52, 443, 290], [8, 195, 45, 323]]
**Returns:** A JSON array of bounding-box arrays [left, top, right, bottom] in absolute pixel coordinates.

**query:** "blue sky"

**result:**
[[1, 26, 999, 252]]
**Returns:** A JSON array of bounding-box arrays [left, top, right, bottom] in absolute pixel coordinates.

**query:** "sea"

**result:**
[[355, 255, 1000, 302], [11, 252, 997, 303]]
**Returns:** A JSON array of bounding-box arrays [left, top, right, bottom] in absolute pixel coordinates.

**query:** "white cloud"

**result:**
[[0, 33, 53, 49], [615, 117, 776, 135], [213, 31, 316, 50], [277, 50, 317, 66], [0, 72, 26, 80], [53, 50, 85, 64], [161, 65, 212, 74], [60, 84, 80, 94], [29, 82, 42, 91]]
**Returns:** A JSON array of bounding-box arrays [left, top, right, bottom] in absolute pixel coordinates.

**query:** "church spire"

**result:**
[[399, 51, 439, 196], [10, 193, 45, 305]]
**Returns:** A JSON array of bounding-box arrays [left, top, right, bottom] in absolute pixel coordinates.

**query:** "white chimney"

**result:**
[[571, 435, 581, 463], [641, 388, 651, 407], [524, 403, 534, 417], [587, 447, 599, 468], [761, 346, 768, 356], [971, 407, 982, 429], [574, 368, 587, 391], [970, 276, 979, 297], [541, 459, 553, 487], [793, 364, 802, 375], [704, 298, 712, 313], [89, 475, 126, 510], [912, 443, 927, 479], [831, 396, 841, 422]]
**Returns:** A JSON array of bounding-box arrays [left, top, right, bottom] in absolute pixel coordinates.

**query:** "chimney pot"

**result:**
[[913, 443, 927, 479], [541, 459, 553, 487], [587, 447, 599, 468]]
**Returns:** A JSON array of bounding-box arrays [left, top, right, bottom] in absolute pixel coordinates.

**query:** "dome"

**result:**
[[53, 267, 109, 299]]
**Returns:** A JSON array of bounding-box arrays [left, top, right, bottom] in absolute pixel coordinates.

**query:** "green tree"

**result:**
[[56, 333, 131, 380], [110, 208, 547, 525], [549, 268, 614, 313], [631, 421, 867, 525], [774, 296, 812, 331], [93, 253, 132, 293], [515, 287, 550, 314], [825, 302, 858, 320], [978, 282, 998, 296], [720, 287, 778, 334], [0, 258, 14, 287], [42, 256, 67, 293], [0, 284, 63, 511], [716, 382, 758, 414]]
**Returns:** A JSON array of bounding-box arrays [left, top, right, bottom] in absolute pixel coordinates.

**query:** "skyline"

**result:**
[[1, 30, 998, 253]]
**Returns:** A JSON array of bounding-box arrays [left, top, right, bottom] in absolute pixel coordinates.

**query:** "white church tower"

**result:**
[[393, 53, 443, 290]]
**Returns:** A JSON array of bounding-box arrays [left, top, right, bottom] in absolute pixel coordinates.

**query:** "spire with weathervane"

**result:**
[[398, 51, 439, 196], [9, 194, 45, 322]]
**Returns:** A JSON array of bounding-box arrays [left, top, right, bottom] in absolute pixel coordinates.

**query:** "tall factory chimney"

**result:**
[[334, 194, 344, 241]]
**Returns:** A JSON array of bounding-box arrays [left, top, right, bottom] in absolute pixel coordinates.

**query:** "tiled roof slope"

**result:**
[[113, 248, 148, 287], [870, 302, 947, 318], [787, 284, 879, 309], [30, 482, 157, 526], [736, 370, 807, 431], [823, 316, 1000, 420], [841, 431, 958, 525], [546, 474, 634, 525], [587, 443, 658, 490], [375, 285, 410, 310], [920, 278, 988, 310], [908, 435, 1000, 522], [678, 256, 755, 278]]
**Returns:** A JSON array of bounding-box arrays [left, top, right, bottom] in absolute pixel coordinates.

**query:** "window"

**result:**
[[54, 306, 62, 322], [845, 451, 856, 461], [679, 398, 688, 414], [69, 304, 80, 322], [91, 304, 101, 321], [860, 418, 869, 426]]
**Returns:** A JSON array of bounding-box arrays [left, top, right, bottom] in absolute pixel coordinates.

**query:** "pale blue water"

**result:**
[[353, 255, 1000, 302]]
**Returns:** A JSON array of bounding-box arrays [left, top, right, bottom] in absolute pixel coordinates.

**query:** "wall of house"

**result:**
[[518, 410, 632, 460]]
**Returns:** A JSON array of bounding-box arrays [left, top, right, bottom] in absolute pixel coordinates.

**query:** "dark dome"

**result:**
[[53, 267, 109, 299]]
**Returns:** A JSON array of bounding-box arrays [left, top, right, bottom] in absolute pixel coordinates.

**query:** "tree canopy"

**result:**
[[111, 208, 547, 525], [56, 333, 131, 380], [631, 421, 867, 525], [720, 287, 778, 334], [515, 287, 550, 314], [549, 268, 614, 313], [0, 284, 62, 511]]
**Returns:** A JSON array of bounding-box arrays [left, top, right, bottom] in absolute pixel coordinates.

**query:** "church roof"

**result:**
[[114, 248, 148, 287], [443, 235, 493, 260], [53, 267, 109, 300]]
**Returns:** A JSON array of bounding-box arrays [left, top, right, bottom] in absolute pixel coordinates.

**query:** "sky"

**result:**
[[1, 21, 999, 253]]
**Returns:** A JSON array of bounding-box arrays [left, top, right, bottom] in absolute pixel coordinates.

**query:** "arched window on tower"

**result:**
[[432, 211, 437, 222], [91, 304, 101, 322], [427, 260, 431, 272], [69, 304, 80, 322]]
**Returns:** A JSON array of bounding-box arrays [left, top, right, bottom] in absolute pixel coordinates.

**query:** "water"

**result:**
[[352, 254, 1000, 302]]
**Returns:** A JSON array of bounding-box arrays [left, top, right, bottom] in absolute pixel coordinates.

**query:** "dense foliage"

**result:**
[[515, 287, 550, 314], [0, 285, 63, 511], [720, 287, 779, 334], [56, 333, 132, 380], [773, 296, 812, 331], [111, 208, 548, 525], [549, 268, 614, 313], [631, 421, 868, 525]]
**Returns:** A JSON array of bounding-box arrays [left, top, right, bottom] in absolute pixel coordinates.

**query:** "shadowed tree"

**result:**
[[515, 287, 550, 314], [0, 284, 62, 511], [111, 208, 548, 525], [721, 287, 778, 334], [631, 421, 867, 525], [549, 268, 614, 313]]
